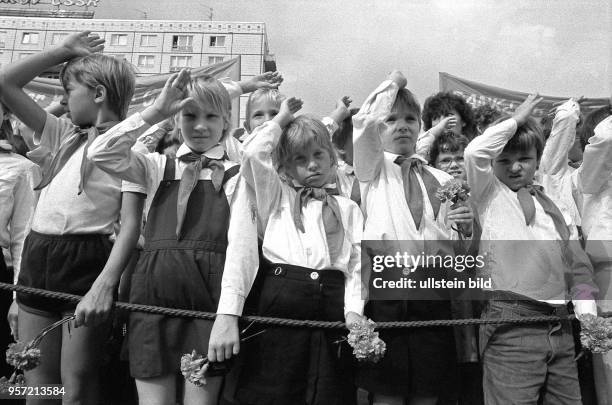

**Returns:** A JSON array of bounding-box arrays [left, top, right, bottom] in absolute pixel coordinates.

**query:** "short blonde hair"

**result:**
[[274, 115, 338, 169], [186, 75, 232, 141], [245, 88, 284, 131], [60, 54, 136, 120]]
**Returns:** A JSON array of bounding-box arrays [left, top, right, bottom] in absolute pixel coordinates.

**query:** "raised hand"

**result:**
[[241, 71, 284, 93], [512, 94, 544, 126], [274, 96, 303, 128], [338, 96, 352, 109], [143, 69, 193, 125], [432, 116, 458, 134], [387, 70, 407, 89], [330, 96, 353, 123], [60, 31, 105, 58]]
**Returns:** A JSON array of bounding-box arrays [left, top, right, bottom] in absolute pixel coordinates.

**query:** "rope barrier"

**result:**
[[1, 282, 609, 329]]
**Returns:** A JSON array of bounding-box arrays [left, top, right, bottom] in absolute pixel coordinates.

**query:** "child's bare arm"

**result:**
[[238, 71, 283, 94], [329, 96, 352, 125], [74, 191, 145, 327], [0, 31, 104, 135]]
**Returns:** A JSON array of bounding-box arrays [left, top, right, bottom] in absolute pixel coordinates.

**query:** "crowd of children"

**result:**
[[0, 31, 611, 405]]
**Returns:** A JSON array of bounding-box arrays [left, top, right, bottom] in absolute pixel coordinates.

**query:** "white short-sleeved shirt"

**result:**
[[27, 113, 121, 235]]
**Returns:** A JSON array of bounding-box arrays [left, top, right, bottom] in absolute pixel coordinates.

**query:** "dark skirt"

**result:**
[[127, 247, 224, 378], [231, 263, 356, 405], [356, 299, 458, 398]]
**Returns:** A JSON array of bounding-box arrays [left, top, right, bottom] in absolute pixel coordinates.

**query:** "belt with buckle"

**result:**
[[265, 263, 344, 283]]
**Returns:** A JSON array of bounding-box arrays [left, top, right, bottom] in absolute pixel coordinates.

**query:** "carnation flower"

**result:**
[[579, 314, 612, 353], [0, 372, 25, 394], [180, 351, 209, 386], [435, 179, 470, 206], [2, 315, 75, 387], [347, 318, 386, 363], [6, 342, 41, 371]]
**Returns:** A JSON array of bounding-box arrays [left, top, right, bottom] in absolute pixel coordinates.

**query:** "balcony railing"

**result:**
[[172, 45, 193, 52]]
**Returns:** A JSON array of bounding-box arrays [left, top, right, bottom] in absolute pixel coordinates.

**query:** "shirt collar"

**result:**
[[290, 178, 337, 189], [384, 151, 428, 164], [176, 143, 225, 160], [338, 160, 354, 175]]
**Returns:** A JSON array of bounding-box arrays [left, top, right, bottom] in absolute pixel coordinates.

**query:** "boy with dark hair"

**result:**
[[465, 94, 599, 404]]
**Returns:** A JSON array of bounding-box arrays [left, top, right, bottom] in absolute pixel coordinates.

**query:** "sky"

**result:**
[[12, 0, 612, 116]]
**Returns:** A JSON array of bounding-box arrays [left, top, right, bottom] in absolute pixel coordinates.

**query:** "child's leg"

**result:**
[[540, 320, 581, 405], [135, 375, 175, 405], [183, 375, 222, 405], [17, 307, 62, 405], [593, 353, 612, 405], [480, 302, 547, 405], [59, 318, 109, 405]]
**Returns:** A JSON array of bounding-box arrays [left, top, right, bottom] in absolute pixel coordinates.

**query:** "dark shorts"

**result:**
[[355, 299, 458, 398], [232, 263, 356, 405], [16, 231, 112, 316]]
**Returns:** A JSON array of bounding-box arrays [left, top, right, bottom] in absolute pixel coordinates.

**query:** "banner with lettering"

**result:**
[[24, 56, 241, 125], [439, 72, 609, 118]]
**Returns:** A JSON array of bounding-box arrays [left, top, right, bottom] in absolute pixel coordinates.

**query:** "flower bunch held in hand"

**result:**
[[180, 322, 265, 386], [347, 318, 386, 363], [6, 342, 41, 371], [2, 315, 75, 390], [435, 179, 470, 207], [180, 350, 210, 387], [579, 314, 612, 353]]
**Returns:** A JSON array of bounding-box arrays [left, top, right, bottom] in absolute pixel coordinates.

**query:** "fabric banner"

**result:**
[[23, 56, 242, 125], [439, 72, 609, 118]]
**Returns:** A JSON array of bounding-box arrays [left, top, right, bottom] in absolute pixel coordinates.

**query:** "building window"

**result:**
[[169, 55, 192, 71], [209, 36, 225, 47], [110, 34, 128, 46], [171, 35, 193, 52], [0, 31, 7, 48], [137, 55, 155, 68], [21, 32, 39, 45], [51, 33, 68, 45], [140, 35, 157, 47], [113, 54, 126, 60], [208, 56, 224, 64]]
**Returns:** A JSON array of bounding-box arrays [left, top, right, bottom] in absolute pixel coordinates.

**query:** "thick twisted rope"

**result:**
[[1, 282, 609, 329]]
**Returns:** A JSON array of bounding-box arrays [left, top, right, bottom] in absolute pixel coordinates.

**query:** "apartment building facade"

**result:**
[[0, 15, 276, 123]]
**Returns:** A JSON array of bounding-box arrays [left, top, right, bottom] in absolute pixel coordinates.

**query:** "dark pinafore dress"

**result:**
[[128, 158, 239, 378]]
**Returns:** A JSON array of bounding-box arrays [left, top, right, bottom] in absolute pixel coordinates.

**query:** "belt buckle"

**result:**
[[273, 266, 282, 276]]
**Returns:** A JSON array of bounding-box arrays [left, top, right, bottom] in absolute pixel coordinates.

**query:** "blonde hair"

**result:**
[[60, 54, 136, 120], [245, 88, 284, 131], [274, 115, 338, 169], [185, 75, 232, 141]]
